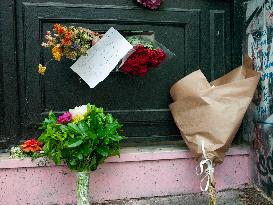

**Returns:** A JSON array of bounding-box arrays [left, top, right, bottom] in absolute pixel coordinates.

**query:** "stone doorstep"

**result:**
[[0, 145, 251, 205], [0, 144, 250, 168]]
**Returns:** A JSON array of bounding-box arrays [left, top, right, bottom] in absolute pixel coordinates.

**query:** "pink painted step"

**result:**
[[0, 145, 250, 205]]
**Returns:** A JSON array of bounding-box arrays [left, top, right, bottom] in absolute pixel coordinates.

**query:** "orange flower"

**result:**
[[20, 138, 43, 153], [65, 31, 71, 39], [62, 31, 71, 45], [62, 38, 71, 46], [53, 23, 65, 34], [53, 23, 60, 30]]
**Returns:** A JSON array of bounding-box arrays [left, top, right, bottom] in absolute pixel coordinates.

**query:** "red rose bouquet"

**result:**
[[120, 36, 173, 77]]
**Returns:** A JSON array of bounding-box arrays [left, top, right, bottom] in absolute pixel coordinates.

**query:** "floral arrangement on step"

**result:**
[[119, 36, 170, 76], [38, 24, 101, 75], [9, 103, 124, 205], [136, 0, 162, 10], [38, 103, 124, 172], [38, 103, 124, 205]]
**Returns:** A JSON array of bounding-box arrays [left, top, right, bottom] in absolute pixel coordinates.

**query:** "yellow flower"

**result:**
[[38, 64, 46, 75], [72, 115, 85, 123], [52, 46, 62, 61]]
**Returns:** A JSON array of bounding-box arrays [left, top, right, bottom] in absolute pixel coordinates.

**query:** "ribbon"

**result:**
[[196, 140, 215, 192]]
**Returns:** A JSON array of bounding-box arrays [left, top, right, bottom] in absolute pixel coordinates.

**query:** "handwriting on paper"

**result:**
[[70, 27, 133, 88]]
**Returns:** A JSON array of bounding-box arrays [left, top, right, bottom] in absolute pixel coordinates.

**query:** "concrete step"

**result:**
[[0, 145, 252, 204]]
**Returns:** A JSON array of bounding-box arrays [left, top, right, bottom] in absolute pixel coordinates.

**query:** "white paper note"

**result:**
[[70, 27, 133, 88]]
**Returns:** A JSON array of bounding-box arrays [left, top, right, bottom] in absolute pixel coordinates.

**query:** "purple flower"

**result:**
[[57, 112, 72, 124], [137, 0, 161, 10], [72, 43, 80, 50]]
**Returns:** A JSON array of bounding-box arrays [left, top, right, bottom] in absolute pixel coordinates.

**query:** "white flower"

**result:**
[[41, 42, 49, 47], [45, 35, 52, 40], [9, 146, 27, 159], [69, 105, 88, 120]]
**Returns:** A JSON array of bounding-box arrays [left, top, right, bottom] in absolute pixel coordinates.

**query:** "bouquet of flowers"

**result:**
[[169, 64, 260, 205], [39, 104, 123, 171], [137, 0, 163, 10], [38, 103, 124, 205], [38, 24, 101, 75], [119, 36, 171, 77]]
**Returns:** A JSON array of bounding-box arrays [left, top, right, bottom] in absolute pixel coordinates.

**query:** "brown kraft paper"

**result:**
[[169, 65, 260, 165]]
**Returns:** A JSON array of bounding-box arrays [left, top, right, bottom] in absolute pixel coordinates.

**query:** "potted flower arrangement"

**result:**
[[37, 103, 124, 205]]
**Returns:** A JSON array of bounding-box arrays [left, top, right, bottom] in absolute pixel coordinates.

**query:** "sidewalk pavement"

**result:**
[[94, 187, 273, 205]]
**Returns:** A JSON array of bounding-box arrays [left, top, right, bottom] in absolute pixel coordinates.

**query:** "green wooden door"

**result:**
[[0, 0, 242, 149]]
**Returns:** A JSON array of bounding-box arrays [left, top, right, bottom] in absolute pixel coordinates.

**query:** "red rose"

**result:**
[[120, 44, 166, 76], [148, 49, 159, 68], [137, 65, 149, 76], [157, 48, 166, 62]]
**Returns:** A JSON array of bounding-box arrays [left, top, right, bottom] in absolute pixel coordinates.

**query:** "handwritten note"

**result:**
[[71, 27, 133, 88]]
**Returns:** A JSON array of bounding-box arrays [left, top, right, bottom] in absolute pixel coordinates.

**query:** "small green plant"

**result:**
[[38, 103, 124, 172]]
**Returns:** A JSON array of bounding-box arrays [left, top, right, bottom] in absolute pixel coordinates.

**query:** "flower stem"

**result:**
[[208, 175, 217, 205], [76, 171, 90, 205]]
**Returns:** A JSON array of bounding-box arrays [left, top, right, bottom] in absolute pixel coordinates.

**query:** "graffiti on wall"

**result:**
[[257, 147, 273, 194], [246, 0, 273, 197]]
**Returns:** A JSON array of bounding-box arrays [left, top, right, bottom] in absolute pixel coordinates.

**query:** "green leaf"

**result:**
[[67, 139, 83, 148], [67, 123, 81, 134], [127, 36, 155, 49], [97, 147, 109, 157], [86, 131, 96, 139], [78, 121, 89, 134], [69, 159, 77, 166], [52, 151, 62, 165], [81, 144, 93, 156], [60, 125, 68, 132], [90, 157, 97, 171], [38, 134, 46, 142], [110, 135, 124, 141], [77, 153, 83, 160]]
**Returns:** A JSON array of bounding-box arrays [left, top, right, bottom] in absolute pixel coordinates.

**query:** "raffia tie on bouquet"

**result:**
[[196, 141, 217, 205]]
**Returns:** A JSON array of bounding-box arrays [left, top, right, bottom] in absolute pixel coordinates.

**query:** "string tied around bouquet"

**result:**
[[196, 140, 215, 192]]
